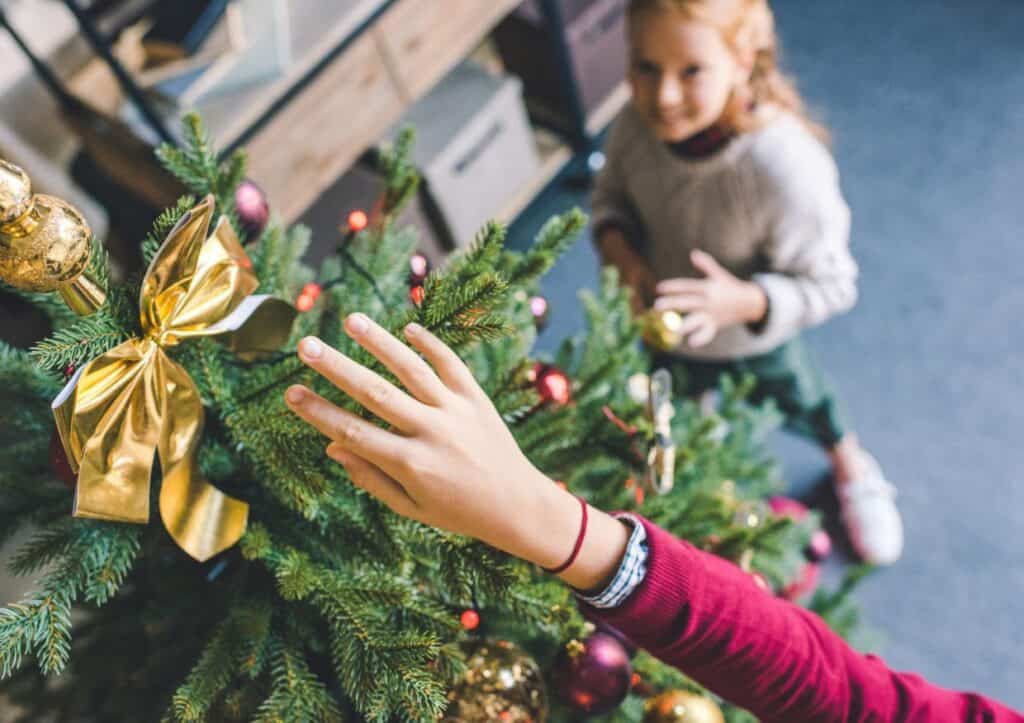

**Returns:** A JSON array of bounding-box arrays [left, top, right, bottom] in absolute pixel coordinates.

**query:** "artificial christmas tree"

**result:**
[[0, 114, 856, 722]]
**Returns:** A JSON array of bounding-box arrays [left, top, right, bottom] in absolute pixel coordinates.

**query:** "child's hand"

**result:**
[[597, 228, 657, 313], [283, 314, 630, 591], [654, 250, 768, 347]]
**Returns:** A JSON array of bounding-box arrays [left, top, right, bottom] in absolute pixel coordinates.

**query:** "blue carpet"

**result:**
[[508, 0, 1024, 706]]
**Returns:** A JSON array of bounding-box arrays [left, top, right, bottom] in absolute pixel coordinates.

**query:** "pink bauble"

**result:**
[[807, 529, 833, 562], [234, 180, 269, 241], [768, 496, 809, 521]]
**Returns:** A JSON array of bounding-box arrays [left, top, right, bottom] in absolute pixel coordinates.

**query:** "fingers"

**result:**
[[402, 323, 481, 398], [690, 249, 725, 277], [297, 336, 425, 432], [653, 294, 706, 313], [655, 278, 707, 296], [326, 444, 419, 518], [679, 311, 717, 348], [343, 314, 448, 406], [285, 385, 408, 478]]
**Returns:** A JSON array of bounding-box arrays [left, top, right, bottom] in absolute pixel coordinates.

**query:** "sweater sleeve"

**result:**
[[749, 129, 859, 339], [591, 114, 644, 247], [581, 517, 1023, 723]]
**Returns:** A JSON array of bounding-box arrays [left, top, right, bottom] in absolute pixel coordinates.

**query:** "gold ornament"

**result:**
[[52, 196, 295, 561], [443, 640, 548, 723], [643, 691, 725, 723], [644, 369, 676, 495], [640, 310, 686, 352], [0, 158, 106, 314]]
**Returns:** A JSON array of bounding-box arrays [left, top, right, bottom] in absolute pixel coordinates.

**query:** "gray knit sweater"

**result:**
[[592, 106, 857, 361]]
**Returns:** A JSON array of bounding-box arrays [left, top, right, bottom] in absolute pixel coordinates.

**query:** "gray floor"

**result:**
[[508, 0, 1024, 707]]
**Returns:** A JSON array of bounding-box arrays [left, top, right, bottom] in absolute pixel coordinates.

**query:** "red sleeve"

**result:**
[[581, 516, 1023, 723]]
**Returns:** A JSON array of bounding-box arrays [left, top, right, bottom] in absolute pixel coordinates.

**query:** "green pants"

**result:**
[[655, 337, 849, 448]]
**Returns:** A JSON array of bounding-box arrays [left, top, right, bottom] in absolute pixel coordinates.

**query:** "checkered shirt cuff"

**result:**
[[577, 514, 649, 609]]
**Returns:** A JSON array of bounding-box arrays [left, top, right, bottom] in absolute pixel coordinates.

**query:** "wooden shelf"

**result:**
[[496, 128, 573, 226], [194, 0, 394, 150], [585, 80, 631, 137]]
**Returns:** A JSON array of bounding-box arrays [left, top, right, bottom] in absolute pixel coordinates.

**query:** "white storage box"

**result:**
[[394, 62, 541, 247]]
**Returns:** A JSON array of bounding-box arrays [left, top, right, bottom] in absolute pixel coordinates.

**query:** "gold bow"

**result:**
[[52, 196, 295, 561]]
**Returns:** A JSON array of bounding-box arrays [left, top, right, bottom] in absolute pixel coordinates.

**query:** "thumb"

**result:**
[[691, 249, 725, 278]]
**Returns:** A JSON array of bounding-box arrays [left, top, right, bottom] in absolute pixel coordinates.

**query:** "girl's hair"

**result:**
[[628, 0, 828, 142]]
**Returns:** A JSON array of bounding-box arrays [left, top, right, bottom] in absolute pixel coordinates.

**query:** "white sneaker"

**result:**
[[836, 452, 904, 565]]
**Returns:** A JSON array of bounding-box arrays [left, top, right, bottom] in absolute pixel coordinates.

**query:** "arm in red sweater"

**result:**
[[582, 516, 1023, 723]]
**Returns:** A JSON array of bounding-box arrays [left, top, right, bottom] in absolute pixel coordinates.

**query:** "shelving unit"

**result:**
[[2, 0, 632, 245]]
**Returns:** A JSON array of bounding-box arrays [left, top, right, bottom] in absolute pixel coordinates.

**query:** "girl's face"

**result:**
[[628, 9, 747, 142]]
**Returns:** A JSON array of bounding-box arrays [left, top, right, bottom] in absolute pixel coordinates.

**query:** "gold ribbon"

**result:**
[[52, 196, 294, 561]]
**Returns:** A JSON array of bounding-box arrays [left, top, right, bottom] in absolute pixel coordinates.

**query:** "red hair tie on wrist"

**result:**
[[544, 496, 588, 575]]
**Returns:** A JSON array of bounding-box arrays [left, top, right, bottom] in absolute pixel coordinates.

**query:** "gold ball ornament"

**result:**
[[443, 640, 548, 723], [0, 159, 105, 314], [640, 310, 687, 352], [643, 691, 725, 723]]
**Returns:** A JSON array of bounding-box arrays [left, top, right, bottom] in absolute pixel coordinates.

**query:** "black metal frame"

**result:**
[[2, 0, 613, 222]]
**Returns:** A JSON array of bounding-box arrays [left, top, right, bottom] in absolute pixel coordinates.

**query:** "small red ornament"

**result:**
[[296, 294, 315, 312], [533, 363, 572, 406], [347, 209, 369, 233], [460, 609, 481, 631], [301, 282, 322, 301], [782, 562, 821, 601], [235, 180, 270, 241], [50, 430, 76, 488], [63, 363, 76, 380], [409, 285, 425, 306]]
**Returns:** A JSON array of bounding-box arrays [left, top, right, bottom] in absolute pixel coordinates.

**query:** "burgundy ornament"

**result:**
[[234, 180, 269, 241], [553, 632, 632, 717]]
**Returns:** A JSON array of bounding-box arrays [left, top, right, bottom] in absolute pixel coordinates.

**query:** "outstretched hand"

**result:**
[[284, 314, 629, 592]]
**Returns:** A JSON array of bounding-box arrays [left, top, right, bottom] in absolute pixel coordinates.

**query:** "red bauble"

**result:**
[[768, 495, 809, 521], [296, 293, 315, 312], [529, 295, 550, 332], [301, 282, 322, 301], [806, 529, 832, 562], [553, 633, 632, 717], [235, 180, 269, 241], [63, 363, 76, 380], [408, 253, 431, 286], [782, 562, 821, 601], [347, 209, 369, 233], [50, 430, 76, 488], [460, 609, 481, 631], [533, 363, 572, 406], [409, 285, 425, 306]]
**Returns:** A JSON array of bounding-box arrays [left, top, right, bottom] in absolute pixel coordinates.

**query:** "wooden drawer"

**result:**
[[244, 32, 404, 221], [375, 0, 520, 102]]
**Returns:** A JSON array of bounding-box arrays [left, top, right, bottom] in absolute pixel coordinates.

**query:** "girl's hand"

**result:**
[[284, 314, 629, 591], [597, 228, 657, 314], [654, 250, 768, 347]]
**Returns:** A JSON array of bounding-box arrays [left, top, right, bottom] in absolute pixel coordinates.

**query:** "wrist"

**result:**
[[740, 281, 769, 324]]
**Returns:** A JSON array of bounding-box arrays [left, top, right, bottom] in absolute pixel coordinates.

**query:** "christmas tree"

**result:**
[[0, 115, 858, 722]]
